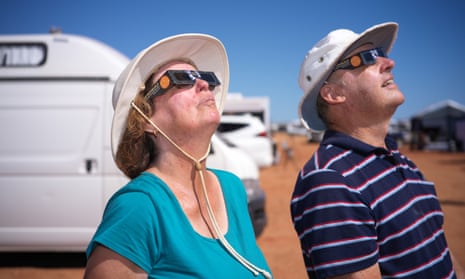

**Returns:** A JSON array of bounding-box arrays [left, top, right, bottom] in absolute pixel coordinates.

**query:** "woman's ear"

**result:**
[[320, 83, 346, 104], [143, 120, 159, 136], [144, 123, 154, 133]]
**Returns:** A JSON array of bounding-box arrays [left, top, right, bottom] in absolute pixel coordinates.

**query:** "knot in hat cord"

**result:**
[[131, 102, 271, 279]]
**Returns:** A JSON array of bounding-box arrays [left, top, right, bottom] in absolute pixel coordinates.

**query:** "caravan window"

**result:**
[[0, 43, 47, 67]]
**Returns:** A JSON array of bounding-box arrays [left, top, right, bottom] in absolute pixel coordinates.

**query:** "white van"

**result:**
[[0, 33, 266, 252]]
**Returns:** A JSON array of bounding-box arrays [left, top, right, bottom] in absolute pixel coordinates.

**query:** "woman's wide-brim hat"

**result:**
[[111, 33, 229, 158]]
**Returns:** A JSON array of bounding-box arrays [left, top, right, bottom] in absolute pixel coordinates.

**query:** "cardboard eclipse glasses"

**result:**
[[144, 70, 221, 100], [334, 47, 386, 71]]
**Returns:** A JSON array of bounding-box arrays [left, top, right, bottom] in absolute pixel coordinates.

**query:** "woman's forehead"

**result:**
[[152, 60, 197, 81]]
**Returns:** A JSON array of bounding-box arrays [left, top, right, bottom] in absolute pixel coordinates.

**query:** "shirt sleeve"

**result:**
[[291, 169, 379, 278], [86, 191, 160, 272]]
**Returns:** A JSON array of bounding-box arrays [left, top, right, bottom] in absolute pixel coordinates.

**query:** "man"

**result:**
[[290, 22, 464, 279]]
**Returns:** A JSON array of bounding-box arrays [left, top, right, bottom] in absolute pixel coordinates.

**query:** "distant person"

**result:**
[[281, 139, 298, 170], [281, 140, 293, 159], [84, 34, 271, 278], [290, 22, 464, 278]]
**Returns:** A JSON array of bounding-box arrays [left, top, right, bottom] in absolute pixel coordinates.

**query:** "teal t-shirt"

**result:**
[[87, 169, 271, 278]]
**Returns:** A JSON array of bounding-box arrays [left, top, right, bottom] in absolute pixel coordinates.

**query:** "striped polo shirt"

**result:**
[[291, 130, 455, 279]]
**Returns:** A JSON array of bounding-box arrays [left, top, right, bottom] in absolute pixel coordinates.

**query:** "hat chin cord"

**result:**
[[131, 102, 272, 279]]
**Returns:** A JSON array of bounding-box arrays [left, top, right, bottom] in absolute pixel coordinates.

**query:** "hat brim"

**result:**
[[299, 22, 398, 131], [111, 34, 229, 158]]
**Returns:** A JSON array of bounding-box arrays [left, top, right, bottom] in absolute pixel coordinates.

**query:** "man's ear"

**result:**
[[320, 83, 346, 104]]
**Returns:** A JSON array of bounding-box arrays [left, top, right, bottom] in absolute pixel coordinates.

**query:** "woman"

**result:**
[[83, 34, 271, 278]]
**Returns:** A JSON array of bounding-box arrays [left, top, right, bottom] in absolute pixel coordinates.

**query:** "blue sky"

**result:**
[[2, 0, 465, 123]]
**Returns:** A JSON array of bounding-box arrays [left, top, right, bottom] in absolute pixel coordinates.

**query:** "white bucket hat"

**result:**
[[111, 33, 229, 158], [298, 22, 398, 131]]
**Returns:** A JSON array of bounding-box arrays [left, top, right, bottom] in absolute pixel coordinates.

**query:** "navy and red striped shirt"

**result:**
[[291, 130, 455, 278]]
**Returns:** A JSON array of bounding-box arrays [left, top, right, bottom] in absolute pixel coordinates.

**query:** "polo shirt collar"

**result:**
[[321, 130, 398, 155]]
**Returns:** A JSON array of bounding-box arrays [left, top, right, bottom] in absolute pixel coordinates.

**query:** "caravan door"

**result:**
[[0, 79, 110, 251], [0, 34, 129, 251]]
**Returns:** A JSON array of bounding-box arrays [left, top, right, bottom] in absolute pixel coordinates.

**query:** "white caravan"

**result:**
[[0, 33, 266, 252]]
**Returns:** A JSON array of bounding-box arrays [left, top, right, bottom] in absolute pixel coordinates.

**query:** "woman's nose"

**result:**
[[195, 78, 211, 91]]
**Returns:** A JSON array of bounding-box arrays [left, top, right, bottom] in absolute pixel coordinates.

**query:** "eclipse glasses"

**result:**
[[144, 70, 221, 100], [334, 47, 386, 71]]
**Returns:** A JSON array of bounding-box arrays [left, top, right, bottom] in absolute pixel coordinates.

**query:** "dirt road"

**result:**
[[1, 132, 464, 279]]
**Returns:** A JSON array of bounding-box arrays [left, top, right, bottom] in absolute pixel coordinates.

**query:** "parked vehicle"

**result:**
[[286, 119, 309, 136], [217, 114, 274, 168], [0, 33, 129, 252], [0, 33, 266, 252], [286, 119, 324, 142], [223, 93, 271, 136]]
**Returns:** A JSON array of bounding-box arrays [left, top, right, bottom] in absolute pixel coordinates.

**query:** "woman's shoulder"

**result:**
[[108, 172, 170, 205], [120, 172, 164, 191]]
